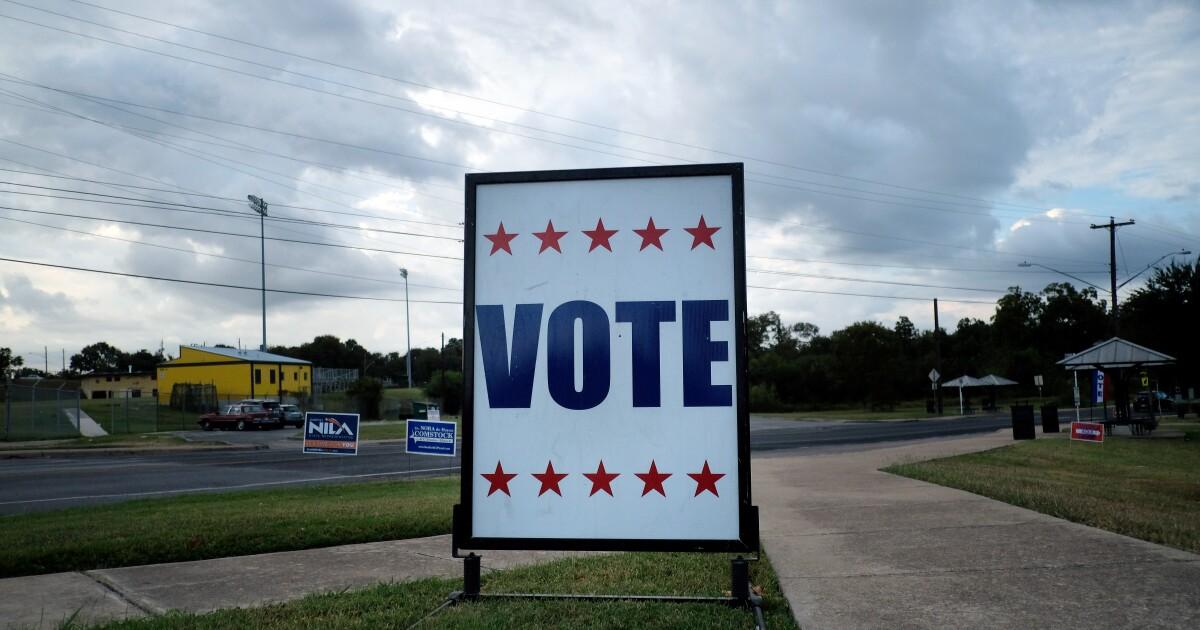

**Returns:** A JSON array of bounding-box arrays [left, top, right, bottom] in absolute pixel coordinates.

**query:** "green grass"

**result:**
[[884, 422, 1200, 553], [99, 552, 796, 629], [0, 477, 458, 578], [79, 399, 168, 434], [1, 399, 81, 440], [358, 418, 460, 441]]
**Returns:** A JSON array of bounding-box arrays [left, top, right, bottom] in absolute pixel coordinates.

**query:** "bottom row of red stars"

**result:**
[[480, 459, 725, 498]]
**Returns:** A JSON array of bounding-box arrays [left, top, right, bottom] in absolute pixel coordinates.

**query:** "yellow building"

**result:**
[[80, 371, 157, 399], [157, 346, 312, 405]]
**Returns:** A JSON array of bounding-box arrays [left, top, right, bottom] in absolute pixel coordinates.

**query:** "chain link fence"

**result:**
[[2, 381, 83, 441]]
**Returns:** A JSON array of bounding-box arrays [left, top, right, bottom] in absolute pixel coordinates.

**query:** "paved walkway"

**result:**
[[0, 535, 591, 628], [64, 408, 107, 437], [754, 431, 1200, 629]]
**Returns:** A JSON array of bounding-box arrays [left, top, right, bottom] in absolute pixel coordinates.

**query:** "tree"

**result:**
[[1122, 257, 1200, 390], [70, 342, 123, 373], [0, 347, 21, 377]]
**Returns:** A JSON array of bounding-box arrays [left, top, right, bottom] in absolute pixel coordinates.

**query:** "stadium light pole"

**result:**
[[400, 267, 413, 388], [247, 195, 268, 351]]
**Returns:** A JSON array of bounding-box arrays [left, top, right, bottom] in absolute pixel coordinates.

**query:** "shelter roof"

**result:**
[[1056, 337, 1175, 370], [979, 374, 1019, 386], [941, 375, 986, 388]]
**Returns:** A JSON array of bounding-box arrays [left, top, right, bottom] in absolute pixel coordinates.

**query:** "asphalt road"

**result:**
[[0, 414, 1012, 515]]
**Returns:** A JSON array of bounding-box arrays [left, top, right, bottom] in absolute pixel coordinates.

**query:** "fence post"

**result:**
[[3, 376, 10, 440]]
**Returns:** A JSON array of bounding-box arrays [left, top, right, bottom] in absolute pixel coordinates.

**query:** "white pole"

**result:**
[[1074, 370, 1080, 421], [400, 268, 412, 389], [959, 386, 964, 415]]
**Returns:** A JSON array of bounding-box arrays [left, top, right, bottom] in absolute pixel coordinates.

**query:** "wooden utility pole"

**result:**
[[933, 298, 943, 414], [1089, 216, 1135, 335]]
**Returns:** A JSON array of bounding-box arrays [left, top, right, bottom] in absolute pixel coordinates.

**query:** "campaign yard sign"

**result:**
[[456, 163, 757, 553], [407, 419, 457, 457], [1070, 421, 1105, 443], [302, 412, 359, 455]]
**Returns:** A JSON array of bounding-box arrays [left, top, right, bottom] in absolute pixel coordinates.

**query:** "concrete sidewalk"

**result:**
[[755, 432, 1200, 629], [0, 535, 590, 628]]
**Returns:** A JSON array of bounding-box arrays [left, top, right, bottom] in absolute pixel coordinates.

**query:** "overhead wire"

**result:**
[[0, 255, 463, 304]]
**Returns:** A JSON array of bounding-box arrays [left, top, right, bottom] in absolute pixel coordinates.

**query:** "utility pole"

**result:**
[[440, 332, 446, 412], [44, 346, 47, 375], [933, 299, 943, 415], [400, 267, 413, 388], [1089, 216, 1135, 335], [248, 195, 269, 351]]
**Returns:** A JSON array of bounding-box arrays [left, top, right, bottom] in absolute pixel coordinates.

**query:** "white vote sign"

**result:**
[[457, 164, 755, 552]]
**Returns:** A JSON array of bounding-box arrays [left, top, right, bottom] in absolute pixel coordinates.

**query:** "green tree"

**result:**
[[70, 342, 123, 373], [0, 347, 21, 377]]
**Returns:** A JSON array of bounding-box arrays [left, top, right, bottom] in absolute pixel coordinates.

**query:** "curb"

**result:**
[[0, 443, 267, 459]]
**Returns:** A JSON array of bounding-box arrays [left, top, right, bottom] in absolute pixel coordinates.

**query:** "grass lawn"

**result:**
[[884, 422, 1200, 554], [358, 418, 460, 441], [100, 552, 796, 629], [0, 477, 458, 578]]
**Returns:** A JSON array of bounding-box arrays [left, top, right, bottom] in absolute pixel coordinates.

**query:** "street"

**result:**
[[0, 414, 1012, 515]]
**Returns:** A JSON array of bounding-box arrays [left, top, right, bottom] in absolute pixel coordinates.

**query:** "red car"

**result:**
[[199, 403, 280, 431]]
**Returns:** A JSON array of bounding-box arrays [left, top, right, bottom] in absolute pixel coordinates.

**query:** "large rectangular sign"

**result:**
[[407, 419, 457, 457], [456, 164, 756, 553], [302, 412, 359, 455], [1070, 421, 1105, 443]]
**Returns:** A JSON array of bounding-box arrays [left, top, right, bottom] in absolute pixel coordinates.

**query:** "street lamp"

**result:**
[[247, 195, 268, 352], [1016, 261, 1105, 291], [399, 267, 412, 389], [1117, 250, 1191, 291]]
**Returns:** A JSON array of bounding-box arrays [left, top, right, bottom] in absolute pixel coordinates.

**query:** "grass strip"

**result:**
[[884, 424, 1200, 553], [100, 552, 797, 629], [0, 477, 457, 578]]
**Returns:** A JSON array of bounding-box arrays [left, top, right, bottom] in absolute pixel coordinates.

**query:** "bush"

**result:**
[[749, 383, 783, 412], [346, 378, 384, 419], [424, 370, 464, 416]]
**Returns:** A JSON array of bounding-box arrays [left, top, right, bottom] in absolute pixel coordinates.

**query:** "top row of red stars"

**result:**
[[483, 215, 721, 255]]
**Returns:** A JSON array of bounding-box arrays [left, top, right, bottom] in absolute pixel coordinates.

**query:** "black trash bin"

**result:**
[[1040, 405, 1060, 433], [1011, 405, 1036, 440]]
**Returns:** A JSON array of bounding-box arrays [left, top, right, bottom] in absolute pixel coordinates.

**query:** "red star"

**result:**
[[633, 217, 669, 251], [582, 218, 618, 252], [484, 222, 518, 255], [635, 460, 672, 497], [583, 460, 620, 497], [683, 215, 720, 250], [532, 220, 568, 254], [687, 460, 725, 497], [481, 461, 518, 496], [532, 460, 568, 497]]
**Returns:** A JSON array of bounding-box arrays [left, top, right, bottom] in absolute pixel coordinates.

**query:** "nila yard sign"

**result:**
[[455, 163, 757, 553]]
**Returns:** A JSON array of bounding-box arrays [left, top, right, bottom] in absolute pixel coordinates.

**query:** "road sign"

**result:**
[[407, 419, 457, 457], [302, 412, 359, 455], [1070, 421, 1105, 443], [1140, 371, 1150, 388], [1033, 374, 1043, 387], [928, 369, 940, 383], [458, 163, 755, 553]]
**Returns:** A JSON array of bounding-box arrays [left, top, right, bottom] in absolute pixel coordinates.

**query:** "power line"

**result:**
[[746, 254, 1105, 275], [747, 285, 995, 305], [748, 269, 1008, 293], [0, 212, 463, 291], [0, 182, 462, 241], [0, 255, 462, 304], [0, 204, 465, 261], [49, 0, 1141, 219]]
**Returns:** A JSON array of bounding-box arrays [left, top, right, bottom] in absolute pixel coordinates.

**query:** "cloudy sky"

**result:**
[[0, 0, 1196, 367]]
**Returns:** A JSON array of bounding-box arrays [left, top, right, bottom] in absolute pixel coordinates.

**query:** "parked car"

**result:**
[[199, 403, 279, 431], [238, 399, 285, 424], [1134, 390, 1174, 412], [279, 404, 304, 428]]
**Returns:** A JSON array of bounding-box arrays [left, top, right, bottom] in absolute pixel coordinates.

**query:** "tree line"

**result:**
[[4, 258, 1195, 411]]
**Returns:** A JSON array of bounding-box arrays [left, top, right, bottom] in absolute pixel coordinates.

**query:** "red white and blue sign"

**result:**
[[1070, 421, 1105, 443], [407, 419, 457, 457], [302, 412, 359, 455], [455, 164, 757, 553]]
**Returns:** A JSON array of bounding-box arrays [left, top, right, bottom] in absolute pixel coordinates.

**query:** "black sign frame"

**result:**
[[453, 163, 758, 554]]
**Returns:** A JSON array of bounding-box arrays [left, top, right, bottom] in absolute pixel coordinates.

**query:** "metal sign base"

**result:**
[[440, 553, 766, 629]]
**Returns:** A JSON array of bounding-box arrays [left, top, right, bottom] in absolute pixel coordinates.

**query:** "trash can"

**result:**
[[1040, 405, 1060, 433], [410, 401, 441, 420], [1011, 405, 1036, 440]]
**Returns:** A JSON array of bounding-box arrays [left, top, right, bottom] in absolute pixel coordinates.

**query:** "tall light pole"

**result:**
[[248, 195, 268, 351], [400, 267, 412, 388]]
